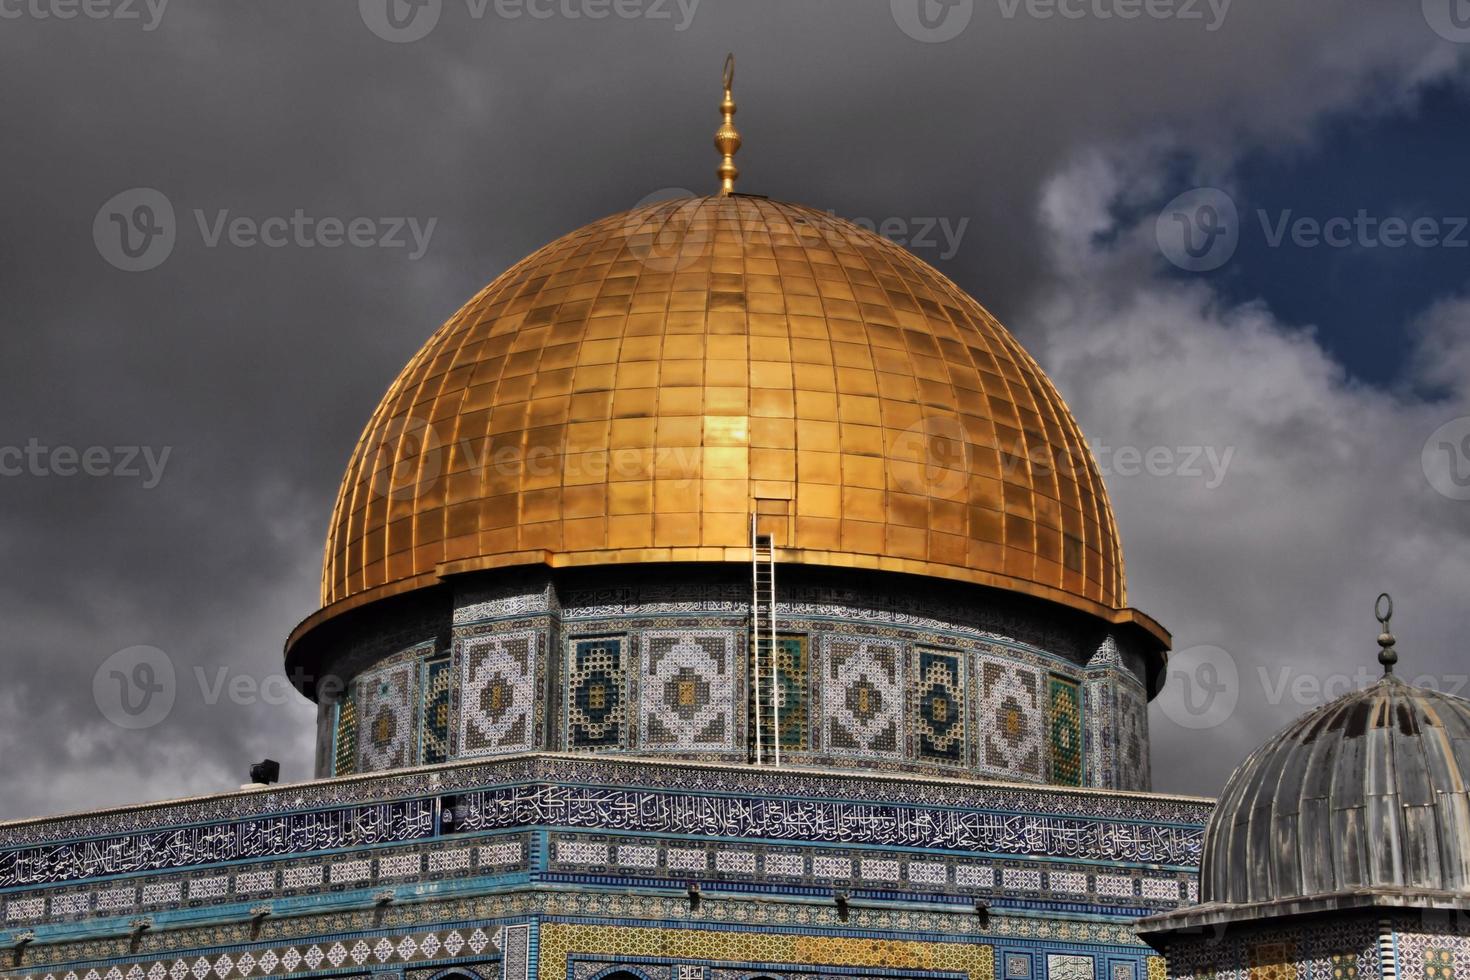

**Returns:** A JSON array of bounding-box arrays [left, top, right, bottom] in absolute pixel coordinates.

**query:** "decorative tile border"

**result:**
[[6, 887, 1161, 975]]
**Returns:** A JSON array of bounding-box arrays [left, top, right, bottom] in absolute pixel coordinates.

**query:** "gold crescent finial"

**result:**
[[714, 53, 741, 196]]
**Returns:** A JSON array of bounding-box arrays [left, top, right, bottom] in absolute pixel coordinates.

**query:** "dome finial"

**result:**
[[714, 53, 741, 196], [1375, 592, 1398, 676]]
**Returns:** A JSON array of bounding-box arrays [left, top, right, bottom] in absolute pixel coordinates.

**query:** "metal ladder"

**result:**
[[750, 516, 779, 766]]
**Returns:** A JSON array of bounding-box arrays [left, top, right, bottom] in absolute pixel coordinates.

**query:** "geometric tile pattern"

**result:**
[[459, 630, 537, 757], [824, 638, 903, 757], [1329, 952, 1360, 980], [500, 923, 530, 980], [916, 649, 965, 763], [356, 661, 415, 771], [568, 637, 626, 749], [311, 578, 1168, 785], [1423, 949, 1457, 980], [538, 922, 997, 980], [332, 697, 358, 777], [16, 926, 502, 980], [978, 659, 1043, 779], [1048, 675, 1084, 787], [1248, 942, 1296, 980], [640, 630, 736, 751], [420, 657, 452, 765]]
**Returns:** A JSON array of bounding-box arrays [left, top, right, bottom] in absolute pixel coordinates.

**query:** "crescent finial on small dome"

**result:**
[[1375, 591, 1398, 675]]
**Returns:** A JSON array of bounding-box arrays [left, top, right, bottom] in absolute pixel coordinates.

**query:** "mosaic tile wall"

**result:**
[[567, 637, 627, 749], [422, 657, 452, 765], [459, 628, 540, 758], [0, 751, 1203, 980], [640, 630, 736, 752], [1047, 676, 1084, 787], [315, 569, 1155, 784], [979, 658, 1044, 780], [1149, 913, 1470, 980], [356, 660, 417, 772], [823, 637, 904, 758], [752, 634, 809, 754], [2, 883, 1174, 980], [916, 649, 965, 763], [1396, 916, 1470, 980], [1081, 639, 1151, 791]]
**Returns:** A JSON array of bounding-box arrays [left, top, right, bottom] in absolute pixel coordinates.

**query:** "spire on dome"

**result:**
[[1375, 592, 1398, 676], [714, 53, 741, 196]]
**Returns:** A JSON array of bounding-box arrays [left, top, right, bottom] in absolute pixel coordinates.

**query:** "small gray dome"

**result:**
[[1202, 674, 1470, 906]]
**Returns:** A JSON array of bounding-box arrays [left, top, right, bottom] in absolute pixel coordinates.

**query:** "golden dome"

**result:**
[[314, 195, 1159, 640]]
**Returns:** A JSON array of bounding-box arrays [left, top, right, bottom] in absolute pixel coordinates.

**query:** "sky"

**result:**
[[1, 0, 1469, 820]]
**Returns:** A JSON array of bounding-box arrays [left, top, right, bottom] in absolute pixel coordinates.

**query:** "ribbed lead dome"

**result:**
[[317, 195, 1146, 631], [1201, 675, 1470, 905]]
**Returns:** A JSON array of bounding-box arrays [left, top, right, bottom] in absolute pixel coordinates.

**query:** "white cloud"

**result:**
[[1025, 150, 1470, 796]]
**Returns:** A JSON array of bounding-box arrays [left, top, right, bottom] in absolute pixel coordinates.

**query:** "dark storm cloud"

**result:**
[[0, 0, 1465, 817]]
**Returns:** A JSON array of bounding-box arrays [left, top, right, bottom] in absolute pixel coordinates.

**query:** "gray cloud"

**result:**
[[0, 0, 1466, 818]]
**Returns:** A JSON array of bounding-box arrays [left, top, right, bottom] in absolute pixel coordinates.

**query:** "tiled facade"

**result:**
[[0, 755, 1207, 980], [317, 568, 1155, 787]]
